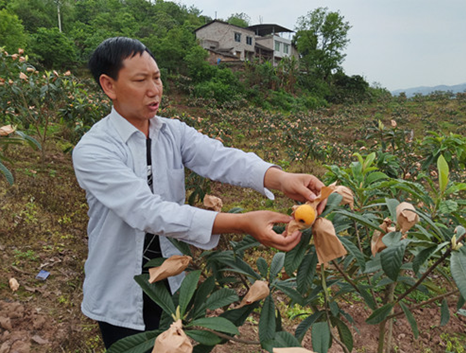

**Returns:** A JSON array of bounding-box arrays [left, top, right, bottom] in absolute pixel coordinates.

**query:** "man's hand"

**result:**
[[264, 168, 327, 214], [213, 211, 302, 251]]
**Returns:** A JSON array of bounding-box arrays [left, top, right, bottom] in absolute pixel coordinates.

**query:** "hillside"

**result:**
[[1, 95, 466, 353]]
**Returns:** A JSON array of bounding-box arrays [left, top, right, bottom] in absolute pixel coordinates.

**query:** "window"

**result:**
[[275, 41, 280, 51], [283, 44, 289, 54], [246, 36, 252, 45], [234, 32, 241, 42]]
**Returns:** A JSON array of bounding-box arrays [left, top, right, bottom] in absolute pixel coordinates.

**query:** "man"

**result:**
[[72, 37, 326, 348]]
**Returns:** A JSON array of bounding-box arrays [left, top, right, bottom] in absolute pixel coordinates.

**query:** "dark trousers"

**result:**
[[99, 234, 163, 349], [98, 291, 163, 349]]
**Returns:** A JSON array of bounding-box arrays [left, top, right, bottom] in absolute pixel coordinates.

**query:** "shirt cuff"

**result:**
[[185, 208, 220, 249], [257, 164, 281, 200]]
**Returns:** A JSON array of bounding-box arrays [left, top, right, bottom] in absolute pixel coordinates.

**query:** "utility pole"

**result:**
[[56, 0, 62, 32]]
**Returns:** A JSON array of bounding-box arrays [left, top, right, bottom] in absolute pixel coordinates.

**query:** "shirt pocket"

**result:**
[[158, 167, 186, 204]]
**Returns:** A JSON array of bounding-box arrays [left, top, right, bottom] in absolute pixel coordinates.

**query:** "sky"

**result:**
[[174, 0, 466, 91]]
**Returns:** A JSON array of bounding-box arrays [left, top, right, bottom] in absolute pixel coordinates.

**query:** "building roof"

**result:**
[[247, 24, 294, 36], [195, 19, 254, 33], [254, 42, 274, 53]]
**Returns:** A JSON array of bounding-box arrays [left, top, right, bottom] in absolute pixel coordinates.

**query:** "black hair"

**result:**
[[88, 37, 156, 89]]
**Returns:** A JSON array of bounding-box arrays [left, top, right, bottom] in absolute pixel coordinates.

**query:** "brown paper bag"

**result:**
[[152, 320, 193, 353], [236, 280, 270, 308], [203, 195, 223, 212], [333, 185, 354, 210], [9, 278, 19, 292], [396, 202, 419, 234], [149, 255, 192, 283], [308, 184, 336, 210], [371, 218, 392, 256], [312, 218, 347, 265], [273, 348, 316, 353], [0, 125, 15, 136]]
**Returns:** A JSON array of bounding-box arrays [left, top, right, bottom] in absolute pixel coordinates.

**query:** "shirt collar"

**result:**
[[110, 107, 165, 142]]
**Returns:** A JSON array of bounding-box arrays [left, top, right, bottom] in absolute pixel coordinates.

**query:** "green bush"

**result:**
[[28, 27, 77, 69], [106, 153, 466, 353], [0, 9, 28, 53]]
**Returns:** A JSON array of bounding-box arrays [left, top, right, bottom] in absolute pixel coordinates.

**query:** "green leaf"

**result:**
[[311, 321, 331, 353], [144, 257, 165, 268], [339, 235, 366, 272], [437, 154, 449, 194], [220, 302, 259, 327], [336, 210, 383, 232], [0, 160, 14, 185], [232, 234, 260, 255], [228, 207, 244, 214], [364, 254, 382, 274], [385, 198, 400, 221], [273, 331, 301, 348], [440, 298, 450, 327], [284, 230, 311, 275], [192, 277, 215, 319], [366, 303, 394, 325], [457, 295, 465, 311], [295, 311, 323, 342], [187, 317, 239, 335], [333, 317, 354, 352], [269, 252, 285, 281], [365, 171, 388, 186], [416, 209, 445, 242], [179, 270, 200, 317], [168, 237, 193, 257], [186, 330, 222, 346], [381, 231, 403, 247], [257, 257, 269, 278], [329, 301, 340, 317], [439, 200, 458, 214], [456, 226, 466, 238], [134, 274, 175, 316], [107, 330, 162, 353], [357, 285, 377, 310], [400, 302, 419, 338], [274, 282, 304, 306], [363, 152, 376, 170], [451, 246, 466, 302], [259, 294, 276, 343], [217, 257, 261, 280], [380, 241, 408, 281], [15, 131, 41, 150], [413, 244, 447, 274], [192, 344, 215, 353], [320, 192, 343, 217], [297, 251, 318, 294], [352, 152, 364, 166], [206, 288, 239, 310], [275, 306, 283, 333], [262, 339, 275, 353]]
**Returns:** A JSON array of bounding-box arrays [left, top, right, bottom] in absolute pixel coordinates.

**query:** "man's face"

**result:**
[[107, 51, 163, 131]]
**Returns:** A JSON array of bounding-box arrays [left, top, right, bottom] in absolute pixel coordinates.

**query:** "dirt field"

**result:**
[[1, 144, 466, 353]]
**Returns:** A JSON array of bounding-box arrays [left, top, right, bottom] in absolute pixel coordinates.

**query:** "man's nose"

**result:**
[[147, 81, 162, 96]]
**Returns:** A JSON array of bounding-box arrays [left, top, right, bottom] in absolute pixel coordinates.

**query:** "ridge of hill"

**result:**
[[391, 82, 466, 97]]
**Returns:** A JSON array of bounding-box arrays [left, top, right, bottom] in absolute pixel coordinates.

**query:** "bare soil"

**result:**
[[1, 143, 465, 353]]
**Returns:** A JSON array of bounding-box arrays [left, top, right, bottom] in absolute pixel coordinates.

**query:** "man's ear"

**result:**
[[99, 74, 117, 100]]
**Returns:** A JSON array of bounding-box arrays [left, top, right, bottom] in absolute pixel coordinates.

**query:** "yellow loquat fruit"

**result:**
[[294, 204, 317, 226]]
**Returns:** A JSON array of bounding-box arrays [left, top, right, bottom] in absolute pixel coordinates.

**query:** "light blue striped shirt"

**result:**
[[72, 107, 275, 330]]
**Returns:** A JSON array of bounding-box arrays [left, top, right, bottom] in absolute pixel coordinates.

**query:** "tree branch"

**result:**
[[387, 289, 459, 320], [396, 233, 465, 305]]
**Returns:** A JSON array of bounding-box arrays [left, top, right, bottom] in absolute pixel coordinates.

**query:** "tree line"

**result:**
[[0, 0, 390, 109]]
